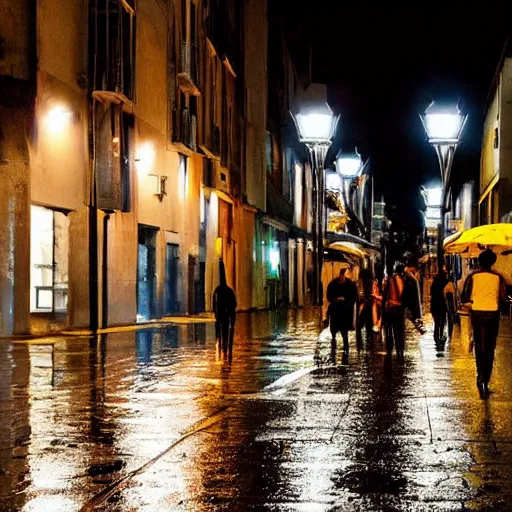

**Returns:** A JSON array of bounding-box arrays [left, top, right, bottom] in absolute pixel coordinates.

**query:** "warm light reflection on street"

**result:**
[[1, 309, 512, 509]]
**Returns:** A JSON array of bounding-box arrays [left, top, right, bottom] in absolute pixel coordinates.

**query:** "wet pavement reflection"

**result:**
[[1, 307, 512, 510]]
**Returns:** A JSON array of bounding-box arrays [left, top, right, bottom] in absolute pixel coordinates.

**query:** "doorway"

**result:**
[[165, 243, 180, 314], [137, 225, 158, 321]]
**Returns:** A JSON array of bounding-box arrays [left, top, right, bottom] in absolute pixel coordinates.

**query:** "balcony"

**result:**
[[178, 43, 200, 96], [200, 125, 221, 160], [172, 108, 198, 155]]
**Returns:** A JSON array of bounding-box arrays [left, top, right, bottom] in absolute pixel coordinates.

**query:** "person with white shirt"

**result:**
[[461, 249, 507, 398]]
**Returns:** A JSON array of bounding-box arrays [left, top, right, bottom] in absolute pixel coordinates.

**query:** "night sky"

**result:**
[[281, 3, 508, 217]]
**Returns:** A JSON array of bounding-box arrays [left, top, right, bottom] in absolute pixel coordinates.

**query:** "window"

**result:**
[[179, 154, 188, 199], [426, 206, 441, 219], [30, 206, 69, 313], [89, 0, 136, 99]]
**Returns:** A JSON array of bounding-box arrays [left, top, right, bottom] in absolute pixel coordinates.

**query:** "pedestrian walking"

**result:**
[[461, 249, 507, 398], [213, 261, 237, 352], [357, 268, 375, 346], [326, 264, 358, 355], [404, 261, 426, 334], [444, 270, 458, 340], [383, 263, 406, 356], [430, 267, 449, 342]]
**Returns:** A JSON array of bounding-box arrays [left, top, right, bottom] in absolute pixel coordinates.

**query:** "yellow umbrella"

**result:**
[[444, 223, 512, 257]]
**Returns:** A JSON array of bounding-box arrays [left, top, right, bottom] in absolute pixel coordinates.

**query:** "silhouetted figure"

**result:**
[[461, 249, 507, 398], [327, 265, 358, 355], [404, 262, 426, 334], [357, 268, 375, 347], [383, 263, 405, 356], [444, 271, 458, 340], [213, 261, 237, 352], [430, 268, 448, 343]]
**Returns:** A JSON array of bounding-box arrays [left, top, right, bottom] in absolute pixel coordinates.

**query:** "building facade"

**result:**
[[479, 56, 512, 224], [0, 0, 312, 336]]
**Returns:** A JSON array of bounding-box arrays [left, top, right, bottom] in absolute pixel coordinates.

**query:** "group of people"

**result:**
[[326, 260, 424, 358], [214, 247, 508, 399], [325, 248, 508, 399]]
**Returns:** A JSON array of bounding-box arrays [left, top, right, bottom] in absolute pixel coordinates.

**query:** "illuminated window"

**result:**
[[30, 206, 69, 313], [426, 206, 441, 219], [179, 154, 188, 199]]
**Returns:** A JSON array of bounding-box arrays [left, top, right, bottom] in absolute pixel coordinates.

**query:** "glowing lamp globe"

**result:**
[[421, 102, 466, 144], [294, 112, 337, 145], [336, 153, 362, 177]]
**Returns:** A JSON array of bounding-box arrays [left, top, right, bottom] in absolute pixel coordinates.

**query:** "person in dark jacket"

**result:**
[[430, 267, 449, 342], [327, 265, 358, 354], [461, 249, 507, 397], [383, 263, 405, 355], [213, 261, 237, 351]]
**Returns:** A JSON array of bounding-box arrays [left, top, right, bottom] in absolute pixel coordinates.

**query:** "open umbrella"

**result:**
[[444, 223, 512, 257]]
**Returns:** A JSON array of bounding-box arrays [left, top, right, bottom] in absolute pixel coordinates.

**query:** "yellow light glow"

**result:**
[[136, 142, 155, 175], [45, 105, 72, 134], [215, 237, 223, 257]]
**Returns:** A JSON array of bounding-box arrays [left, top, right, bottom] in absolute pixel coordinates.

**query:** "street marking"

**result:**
[[263, 365, 333, 391]]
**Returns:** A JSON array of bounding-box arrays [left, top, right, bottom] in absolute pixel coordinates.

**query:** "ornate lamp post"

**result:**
[[420, 102, 467, 266], [292, 88, 338, 305]]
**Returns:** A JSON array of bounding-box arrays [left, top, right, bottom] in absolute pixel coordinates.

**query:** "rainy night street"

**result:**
[[0, 308, 511, 511]]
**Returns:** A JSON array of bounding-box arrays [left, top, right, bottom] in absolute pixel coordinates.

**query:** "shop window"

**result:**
[[30, 206, 69, 313]]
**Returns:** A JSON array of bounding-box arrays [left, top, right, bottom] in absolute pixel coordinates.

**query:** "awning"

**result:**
[[325, 242, 366, 259], [326, 231, 380, 251], [261, 215, 289, 233]]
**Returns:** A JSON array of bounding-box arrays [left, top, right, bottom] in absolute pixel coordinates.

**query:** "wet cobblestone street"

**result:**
[[1, 307, 512, 510]]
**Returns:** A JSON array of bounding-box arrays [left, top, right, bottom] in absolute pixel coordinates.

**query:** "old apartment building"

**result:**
[[0, 0, 313, 335]]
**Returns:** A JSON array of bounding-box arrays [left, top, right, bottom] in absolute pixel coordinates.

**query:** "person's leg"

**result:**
[[433, 314, 439, 342], [228, 315, 235, 349], [364, 305, 373, 345], [215, 319, 221, 343], [330, 321, 337, 344], [342, 330, 349, 353], [471, 312, 485, 392], [221, 318, 229, 352], [439, 311, 446, 341], [483, 312, 500, 388], [447, 310, 454, 340]]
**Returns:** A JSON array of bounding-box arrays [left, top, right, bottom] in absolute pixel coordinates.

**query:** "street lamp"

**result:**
[[291, 85, 338, 305], [336, 152, 362, 178], [420, 101, 467, 265]]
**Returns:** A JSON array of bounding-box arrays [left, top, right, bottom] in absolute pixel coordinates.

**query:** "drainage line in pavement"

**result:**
[[80, 405, 229, 511], [424, 395, 433, 444]]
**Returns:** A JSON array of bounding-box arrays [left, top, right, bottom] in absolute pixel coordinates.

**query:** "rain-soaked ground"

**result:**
[[1, 307, 512, 511]]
